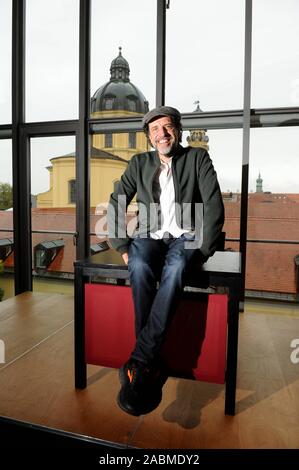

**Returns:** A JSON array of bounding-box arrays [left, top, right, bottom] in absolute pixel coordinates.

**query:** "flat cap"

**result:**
[[142, 106, 181, 129]]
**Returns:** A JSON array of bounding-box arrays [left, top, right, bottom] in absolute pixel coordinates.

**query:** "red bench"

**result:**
[[85, 283, 228, 384], [75, 251, 241, 415]]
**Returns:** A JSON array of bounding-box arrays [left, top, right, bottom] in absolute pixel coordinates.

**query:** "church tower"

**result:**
[[186, 101, 209, 151], [256, 172, 263, 193]]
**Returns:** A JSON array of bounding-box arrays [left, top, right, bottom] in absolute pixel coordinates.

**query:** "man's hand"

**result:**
[[122, 252, 129, 265]]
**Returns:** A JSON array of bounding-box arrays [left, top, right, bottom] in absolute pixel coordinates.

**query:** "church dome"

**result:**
[[91, 47, 149, 115]]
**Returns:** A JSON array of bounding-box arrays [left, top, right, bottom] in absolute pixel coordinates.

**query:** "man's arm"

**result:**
[[107, 156, 137, 255], [197, 151, 225, 260]]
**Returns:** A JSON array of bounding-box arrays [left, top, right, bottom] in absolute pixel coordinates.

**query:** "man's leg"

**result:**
[[118, 235, 197, 415], [118, 238, 166, 415], [128, 237, 165, 338], [131, 235, 197, 365]]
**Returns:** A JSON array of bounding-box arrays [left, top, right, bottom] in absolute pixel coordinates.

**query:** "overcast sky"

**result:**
[[1, 0, 299, 194]]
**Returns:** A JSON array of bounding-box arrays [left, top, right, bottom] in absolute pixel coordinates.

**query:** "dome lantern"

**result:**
[[110, 46, 130, 82]]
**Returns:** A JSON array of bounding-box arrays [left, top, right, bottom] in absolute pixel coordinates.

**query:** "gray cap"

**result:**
[[142, 106, 181, 129]]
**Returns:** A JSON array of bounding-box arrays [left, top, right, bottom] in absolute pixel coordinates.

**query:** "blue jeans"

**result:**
[[128, 235, 198, 365]]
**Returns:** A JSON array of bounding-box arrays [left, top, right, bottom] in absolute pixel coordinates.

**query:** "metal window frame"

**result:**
[[239, 0, 252, 307], [11, 0, 30, 294], [0, 0, 299, 298]]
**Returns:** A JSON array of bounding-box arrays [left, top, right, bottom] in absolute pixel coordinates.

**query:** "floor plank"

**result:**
[[0, 292, 73, 369]]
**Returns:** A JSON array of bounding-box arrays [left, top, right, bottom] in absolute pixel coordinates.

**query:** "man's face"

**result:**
[[148, 116, 180, 157]]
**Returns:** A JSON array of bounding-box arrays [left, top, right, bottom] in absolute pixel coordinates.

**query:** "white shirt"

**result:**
[[150, 158, 188, 239]]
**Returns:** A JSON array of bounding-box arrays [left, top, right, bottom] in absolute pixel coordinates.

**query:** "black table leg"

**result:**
[[225, 280, 240, 415], [74, 266, 87, 389]]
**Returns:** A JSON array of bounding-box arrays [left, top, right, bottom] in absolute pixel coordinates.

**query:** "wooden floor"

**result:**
[[0, 292, 299, 449]]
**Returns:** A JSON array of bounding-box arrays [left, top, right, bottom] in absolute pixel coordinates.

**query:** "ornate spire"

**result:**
[[110, 46, 130, 82], [256, 172, 263, 193], [193, 100, 203, 112]]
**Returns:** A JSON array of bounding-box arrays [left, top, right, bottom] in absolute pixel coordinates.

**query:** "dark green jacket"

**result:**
[[108, 145, 224, 260]]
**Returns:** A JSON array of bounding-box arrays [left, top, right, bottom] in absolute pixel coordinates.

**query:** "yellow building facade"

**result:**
[[37, 148, 131, 208]]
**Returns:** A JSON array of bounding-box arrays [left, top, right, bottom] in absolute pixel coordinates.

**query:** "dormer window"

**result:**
[[103, 97, 115, 110], [0, 238, 13, 262], [127, 98, 137, 112], [34, 239, 64, 271]]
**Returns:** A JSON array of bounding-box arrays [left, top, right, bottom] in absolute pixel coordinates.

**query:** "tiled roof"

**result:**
[[1, 192, 299, 296], [224, 193, 299, 294], [50, 147, 128, 163]]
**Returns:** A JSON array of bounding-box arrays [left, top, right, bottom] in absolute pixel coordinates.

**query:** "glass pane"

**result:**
[[0, 0, 12, 124], [31, 136, 76, 295], [90, 0, 156, 118], [166, 0, 245, 112], [252, 0, 299, 108], [0, 139, 14, 300], [247, 127, 299, 301], [26, 0, 79, 122], [90, 129, 144, 266], [203, 128, 242, 251], [183, 126, 242, 251]]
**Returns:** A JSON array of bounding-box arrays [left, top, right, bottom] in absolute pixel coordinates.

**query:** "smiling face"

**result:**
[[148, 116, 180, 158]]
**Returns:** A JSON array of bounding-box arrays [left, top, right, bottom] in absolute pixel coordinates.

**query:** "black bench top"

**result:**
[[75, 250, 241, 279]]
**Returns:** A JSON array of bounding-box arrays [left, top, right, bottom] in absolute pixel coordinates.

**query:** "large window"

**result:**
[[1, 1, 298, 302], [26, 0, 79, 122]]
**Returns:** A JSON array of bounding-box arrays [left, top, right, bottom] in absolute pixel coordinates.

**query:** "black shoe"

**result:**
[[117, 359, 162, 416], [120, 359, 168, 388]]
